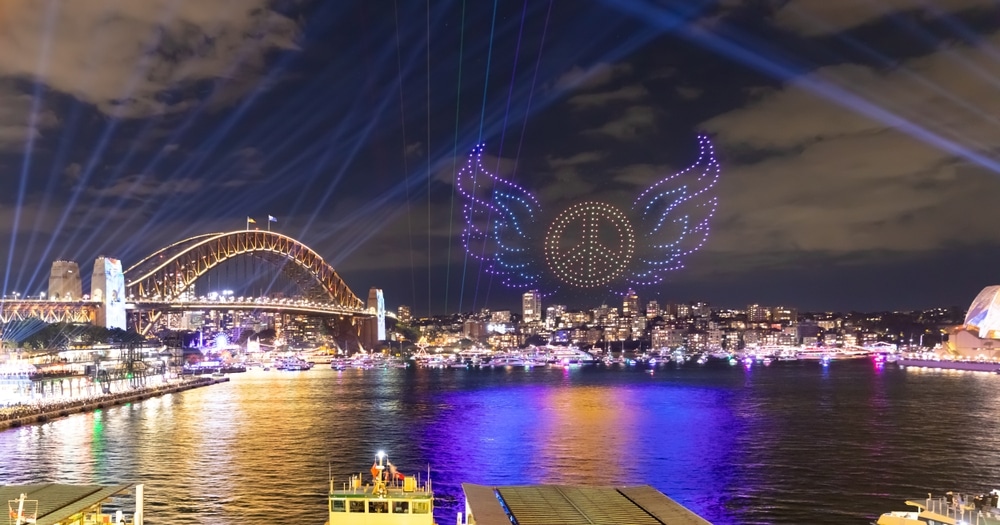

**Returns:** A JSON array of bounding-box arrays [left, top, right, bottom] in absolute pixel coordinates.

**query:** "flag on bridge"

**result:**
[[268, 215, 277, 222], [246, 216, 256, 230]]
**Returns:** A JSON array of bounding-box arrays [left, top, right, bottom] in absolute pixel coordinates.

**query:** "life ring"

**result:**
[[9, 510, 36, 522]]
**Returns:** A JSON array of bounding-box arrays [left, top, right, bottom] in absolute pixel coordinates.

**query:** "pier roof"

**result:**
[[461, 483, 711, 525], [0, 483, 132, 525]]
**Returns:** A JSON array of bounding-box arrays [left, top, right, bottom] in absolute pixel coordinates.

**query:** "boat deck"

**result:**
[[1, 483, 133, 525], [461, 484, 711, 525]]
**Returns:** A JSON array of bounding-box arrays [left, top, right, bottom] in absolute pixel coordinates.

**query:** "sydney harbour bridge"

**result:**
[[0, 230, 378, 339]]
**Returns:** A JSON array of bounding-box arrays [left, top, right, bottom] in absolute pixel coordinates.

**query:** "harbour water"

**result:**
[[2, 360, 999, 524]]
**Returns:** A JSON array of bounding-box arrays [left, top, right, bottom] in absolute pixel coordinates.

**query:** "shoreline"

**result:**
[[0, 376, 229, 431]]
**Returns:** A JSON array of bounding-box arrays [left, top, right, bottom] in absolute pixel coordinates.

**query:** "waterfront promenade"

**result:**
[[0, 376, 228, 431]]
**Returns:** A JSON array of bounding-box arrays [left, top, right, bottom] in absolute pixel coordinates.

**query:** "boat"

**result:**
[[2, 483, 145, 525], [274, 356, 314, 371], [874, 490, 1000, 524], [327, 451, 435, 524]]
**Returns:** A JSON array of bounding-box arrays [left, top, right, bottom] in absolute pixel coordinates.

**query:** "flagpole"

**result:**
[[267, 217, 271, 232], [246, 217, 249, 230]]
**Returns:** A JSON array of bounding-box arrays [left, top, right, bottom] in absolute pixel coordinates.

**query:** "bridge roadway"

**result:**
[[0, 298, 370, 324]]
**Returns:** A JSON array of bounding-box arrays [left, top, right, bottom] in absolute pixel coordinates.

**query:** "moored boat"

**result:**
[[2, 483, 145, 525], [327, 451, 435, 524], [874, 490, 1000, 524]]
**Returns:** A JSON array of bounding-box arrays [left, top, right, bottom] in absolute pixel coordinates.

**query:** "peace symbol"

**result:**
[[544, 201, 636, 288]]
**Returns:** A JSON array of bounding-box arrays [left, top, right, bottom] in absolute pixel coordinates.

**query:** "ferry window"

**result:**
[[331, 500, 346, 512], [413, 501, 430, 514], [369, 501, 389, 513], [349, 500, 365, 513], [393, 501, 409, 513]]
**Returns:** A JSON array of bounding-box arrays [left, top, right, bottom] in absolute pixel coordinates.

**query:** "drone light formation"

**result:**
[[459, 135, 720, 295], [544, 202, 636, 288], [457, 144, 542, 289], [629, 134, 719, 287]]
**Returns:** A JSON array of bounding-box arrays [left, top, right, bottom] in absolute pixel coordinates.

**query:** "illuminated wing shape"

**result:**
[[456, 144, 542, 289], [629, 135, 719, 286]]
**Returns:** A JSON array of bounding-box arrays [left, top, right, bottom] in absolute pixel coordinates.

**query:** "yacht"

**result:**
[[274, 356, 314, 371], [874, 491, 1000, 524], [327, 451, 435, 524]]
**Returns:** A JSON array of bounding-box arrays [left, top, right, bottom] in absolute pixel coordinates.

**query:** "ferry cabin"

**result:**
[[328, 475, 435, 525]]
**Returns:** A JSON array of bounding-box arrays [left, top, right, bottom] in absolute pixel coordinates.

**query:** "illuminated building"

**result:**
[[544, 304, 565, 329], [48, 260, 82, 300], [463, 319, 487, 340], [522, 290, 542, 323], [397, 305, 412, 323], [691, 301, 711, 318], [630, 315, 647, 337], [622, 289, 639, 317], [646, 300, 659, 319], [771, 306, 798, 324], [491, 310, 511, 324], [746, 304, 770, 323], [675, 303, 691, 319]]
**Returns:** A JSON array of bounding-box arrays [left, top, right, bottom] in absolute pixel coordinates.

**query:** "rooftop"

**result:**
[[462, 483, 712, 525], [0, 483, 133, 525]]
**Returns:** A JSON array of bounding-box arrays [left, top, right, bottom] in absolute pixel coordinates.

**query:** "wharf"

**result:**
[[461, 484, 712, 525], [0, 376, 228, 431]]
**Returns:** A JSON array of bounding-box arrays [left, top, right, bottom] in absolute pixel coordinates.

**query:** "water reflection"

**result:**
[[1, 363, 1000, 524]]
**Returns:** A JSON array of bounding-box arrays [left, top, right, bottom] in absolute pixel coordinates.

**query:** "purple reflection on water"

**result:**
[[418, 368, 741, 523]]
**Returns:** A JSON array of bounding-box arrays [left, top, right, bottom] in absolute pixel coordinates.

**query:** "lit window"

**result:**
[[369, 501, 389, 514], [393, 501, 409, 514], [349, 500, 365, 513], [331, 500, 346, 512], [412, 501, 430, 514]]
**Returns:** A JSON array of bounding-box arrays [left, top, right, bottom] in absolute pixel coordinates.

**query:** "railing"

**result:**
[[923, 492, 1000, 524]]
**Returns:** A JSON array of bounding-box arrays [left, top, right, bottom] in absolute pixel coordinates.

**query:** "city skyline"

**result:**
[[2, 1, 1000, 316]]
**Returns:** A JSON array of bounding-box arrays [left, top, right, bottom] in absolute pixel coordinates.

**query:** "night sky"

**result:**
[[2, 0, 1000, 316]]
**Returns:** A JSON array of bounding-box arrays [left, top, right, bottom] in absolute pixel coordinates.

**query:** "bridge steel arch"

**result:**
[[124, 231, 366, 312]]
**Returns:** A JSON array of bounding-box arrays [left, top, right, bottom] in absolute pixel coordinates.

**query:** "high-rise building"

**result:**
[[397, 305, 412, 323], [646, 300, 660, 319], [48, 260, 82, 300], [544, 304, 566, 329], [747, 304, 770, 323], [675, 303, 691, 319], [622, 289, 639, 317], [522, 290, 542, 323]]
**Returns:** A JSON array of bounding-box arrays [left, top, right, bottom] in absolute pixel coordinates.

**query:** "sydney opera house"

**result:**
[[949, 285, 1000, 356]]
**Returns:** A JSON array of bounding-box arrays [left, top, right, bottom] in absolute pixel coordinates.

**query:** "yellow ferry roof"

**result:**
[[0, 483, 133, 525], [462, 484, 711, 525]]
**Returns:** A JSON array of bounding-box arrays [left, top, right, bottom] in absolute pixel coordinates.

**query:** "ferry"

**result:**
[[874, 490, 1000, 524], [327, 451, 435, 524]]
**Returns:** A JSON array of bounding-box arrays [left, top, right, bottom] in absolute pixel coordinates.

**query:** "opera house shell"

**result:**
[[948, 285, 1000, 356]]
